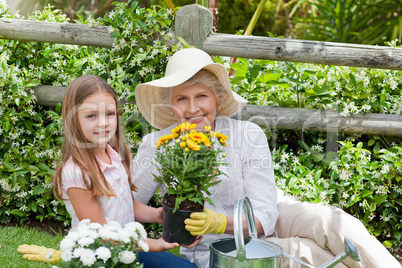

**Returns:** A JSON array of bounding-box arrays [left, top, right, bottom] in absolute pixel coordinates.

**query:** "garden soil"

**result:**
[[162, 193, 203, 211]]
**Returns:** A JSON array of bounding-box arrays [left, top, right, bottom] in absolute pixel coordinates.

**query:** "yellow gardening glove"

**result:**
[[184, 207, 227, 236], [17, 244, 61, 263]]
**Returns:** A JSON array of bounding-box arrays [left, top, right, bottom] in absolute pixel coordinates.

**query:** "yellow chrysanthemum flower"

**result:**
[[186, 139, 200, 151], [172, 126, 181, 135], [216, 132, 228, 144], [158, 134, 174, 145], [155, 142, 160, 149], [180, 142, 186, 148], [190, 132, 207, 144], [204, 126, 212, 132], [179, 122, 196, 133], [179, 123, 186, 133], [203, 139, 211, 146]]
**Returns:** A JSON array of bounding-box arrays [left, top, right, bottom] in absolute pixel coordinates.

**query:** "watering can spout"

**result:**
[[318, 237, 360, 268]]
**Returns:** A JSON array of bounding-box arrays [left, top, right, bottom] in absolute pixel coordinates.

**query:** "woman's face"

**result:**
[[170, 83, 220, 131]]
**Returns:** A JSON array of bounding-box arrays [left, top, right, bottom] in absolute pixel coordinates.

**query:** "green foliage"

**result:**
[[271, 138, 402, 252], [229, 56, 402, 115], [293, 0, 402, 45]]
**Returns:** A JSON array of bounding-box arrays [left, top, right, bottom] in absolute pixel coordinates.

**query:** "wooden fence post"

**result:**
[[174, 4, 212, 49]]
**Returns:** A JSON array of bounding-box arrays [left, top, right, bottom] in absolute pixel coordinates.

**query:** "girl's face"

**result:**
[[171, 83, 220, 131], [77, 92, 117, 150]]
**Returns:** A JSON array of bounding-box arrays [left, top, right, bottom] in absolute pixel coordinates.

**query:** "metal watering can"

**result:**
[[197, 197, 360, 268]]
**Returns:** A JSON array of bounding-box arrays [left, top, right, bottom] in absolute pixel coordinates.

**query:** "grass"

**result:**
[[0, 225, 63, 268], [0, 225, 183, 267]]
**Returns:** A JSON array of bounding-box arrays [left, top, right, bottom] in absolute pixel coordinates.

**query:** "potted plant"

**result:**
[[153, 122, 228, 245]]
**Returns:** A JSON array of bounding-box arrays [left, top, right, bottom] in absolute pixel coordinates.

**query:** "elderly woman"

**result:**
[[132, 48, 399, 268]]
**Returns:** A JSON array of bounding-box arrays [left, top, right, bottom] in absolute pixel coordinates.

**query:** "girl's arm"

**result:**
[[132, 198, 163, 224], [67, 188, 107, 224]]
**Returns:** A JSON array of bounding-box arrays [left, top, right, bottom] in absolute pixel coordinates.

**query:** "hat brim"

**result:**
[[135, 63, 247, 129]]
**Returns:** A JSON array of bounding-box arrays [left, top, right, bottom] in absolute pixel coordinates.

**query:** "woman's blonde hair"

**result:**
[[52, 75, 137, 200], [160, 69, 228, 106]]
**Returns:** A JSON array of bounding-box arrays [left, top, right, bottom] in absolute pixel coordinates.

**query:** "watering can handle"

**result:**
[[192, 241, 210, 268], [234, 197, 258, 258]]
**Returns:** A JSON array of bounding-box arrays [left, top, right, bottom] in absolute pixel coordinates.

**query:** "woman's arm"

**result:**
[[225, 214, 264, 236], [67, 188, 107, 224], [238, 121, 278, 237]]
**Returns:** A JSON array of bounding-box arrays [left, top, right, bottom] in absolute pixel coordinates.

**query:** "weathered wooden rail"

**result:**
[[0, 18, 114, 47], [3, 4, 402, 136]]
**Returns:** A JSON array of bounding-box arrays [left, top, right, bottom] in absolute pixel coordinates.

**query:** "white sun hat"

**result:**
[[134, 48, 247, 129]]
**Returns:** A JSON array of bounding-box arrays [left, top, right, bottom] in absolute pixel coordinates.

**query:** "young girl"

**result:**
[[18, 75, 199, 265]]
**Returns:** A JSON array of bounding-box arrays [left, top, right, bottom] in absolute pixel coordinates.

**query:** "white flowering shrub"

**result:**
[[0, 1, 178, 228], [59, 219, 148, 267], [229, 58, 402, 256]]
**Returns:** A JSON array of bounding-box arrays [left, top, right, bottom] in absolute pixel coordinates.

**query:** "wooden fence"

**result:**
[[2, 4, 402, 136]]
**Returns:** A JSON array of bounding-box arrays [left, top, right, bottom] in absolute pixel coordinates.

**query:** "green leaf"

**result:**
[[10, 209, 24, 216], [17, 176, 29, 187], [257, 72, 282, 83], [3, 162, 14, 171], [33, 185, 48, 195], [230, 62, 248, 73], [298, 141, 310, 151], [29, 201, 38, 212], [36, 163, 50, 171], [382, 240, 393, 249], [3, 121, 10, 132], [349, 73, 356, 88], [359, 190, 372, 198], [28, 165, 40, 171], [374, 194, 387, 205], [314, 169, 322, 181], [43, 47, 53, 57]]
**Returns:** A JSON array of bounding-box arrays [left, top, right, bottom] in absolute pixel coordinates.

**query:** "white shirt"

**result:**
[[62, 144, 135, 233], [133, 116, 282, 266]]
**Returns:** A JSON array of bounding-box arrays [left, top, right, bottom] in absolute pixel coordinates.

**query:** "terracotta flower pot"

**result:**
[[162, 203, 202, 245]]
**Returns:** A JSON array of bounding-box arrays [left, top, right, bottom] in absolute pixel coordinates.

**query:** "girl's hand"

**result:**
[[147, 238, 179, 252]]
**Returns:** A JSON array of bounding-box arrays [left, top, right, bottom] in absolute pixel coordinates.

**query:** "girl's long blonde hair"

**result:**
[[52, 75, 137, 200]]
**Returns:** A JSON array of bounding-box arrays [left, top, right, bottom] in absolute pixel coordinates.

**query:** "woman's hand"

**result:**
[[185, 208, 227, 236]]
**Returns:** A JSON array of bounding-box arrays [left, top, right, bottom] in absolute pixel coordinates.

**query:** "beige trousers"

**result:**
[[266, 198, 400, 268]]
